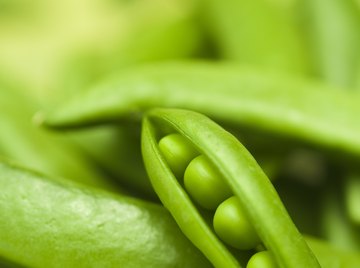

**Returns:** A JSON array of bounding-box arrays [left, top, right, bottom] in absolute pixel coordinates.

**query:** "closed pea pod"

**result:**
[[141, 108, 320, 268], [44, 62, 360, 159], [0, 160, 211, 268]]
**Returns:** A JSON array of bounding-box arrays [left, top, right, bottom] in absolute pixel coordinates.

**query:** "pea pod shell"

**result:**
[[43, 62, 360, 158], [0, 161, 211, 268], [141, 108, 320, 268]]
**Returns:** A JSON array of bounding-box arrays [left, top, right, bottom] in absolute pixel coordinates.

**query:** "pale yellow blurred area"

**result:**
[[0, 0, 197, 102]]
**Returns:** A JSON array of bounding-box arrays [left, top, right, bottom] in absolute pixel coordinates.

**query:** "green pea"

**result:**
[[247, 251, 278, 268], [213, 196, 260, 250], [158, 133, 199, 179], [184, 155, 232, 210]]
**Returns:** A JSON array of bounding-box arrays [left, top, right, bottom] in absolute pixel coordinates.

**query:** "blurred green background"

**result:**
[[0, 0, 360, 256]]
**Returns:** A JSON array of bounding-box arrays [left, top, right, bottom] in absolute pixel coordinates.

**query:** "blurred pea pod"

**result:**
[[0, 79, 121, 192], [43, 62, 360, 159], [300, 0, 360, 88], [201, 0, 309, 73], [59, 6, 205, 104], [0, 160, 211, 268], [0, 0, 204, 104]]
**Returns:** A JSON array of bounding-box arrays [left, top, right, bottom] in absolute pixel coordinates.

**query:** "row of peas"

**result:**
[[159, 133, 278, 268]]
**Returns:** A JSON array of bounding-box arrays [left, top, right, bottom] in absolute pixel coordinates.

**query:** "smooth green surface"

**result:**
[[141, 108, 320, 268], [213, 196, 260, 250], [184, 155, 232, 210], [0, 160, 211, 268], [159, 133, 199, 180], [43, 62, 360, 159], [246, 251, 277, 268]]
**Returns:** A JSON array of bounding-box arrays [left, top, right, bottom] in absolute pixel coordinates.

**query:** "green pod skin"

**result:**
[[43, 62, 360, 159], [141, 108, 320, 268], [0, 160, 212, 268]]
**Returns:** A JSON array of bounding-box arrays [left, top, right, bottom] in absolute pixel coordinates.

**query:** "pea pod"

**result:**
[[141, 108, 320, 268], [0, 0, 204, 104], [0, 157, 354, 268], [43, 62, 360, 159], [0, 160, 211, 268]]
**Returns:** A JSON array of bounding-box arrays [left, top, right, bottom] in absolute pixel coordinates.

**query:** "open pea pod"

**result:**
[[43, 62, 360, 159], [141, 108, 320, 268], [0, 150, 354, 268], [0, 160, 211, 268]]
